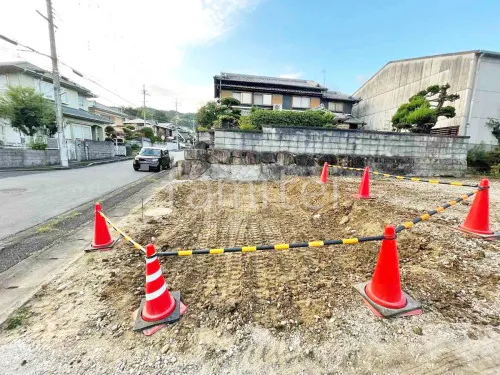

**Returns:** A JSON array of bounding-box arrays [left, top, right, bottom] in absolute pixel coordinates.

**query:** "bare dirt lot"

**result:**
[[1, 174, 499, 374]]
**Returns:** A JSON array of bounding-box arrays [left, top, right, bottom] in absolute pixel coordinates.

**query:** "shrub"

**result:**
[[467, 145, 500, 172], [485, 148, 500, 166], [249, 109, 337, 129], [239, 116, 258, 131], [30, 142, 47, 150], [197, 126, 209, 132]]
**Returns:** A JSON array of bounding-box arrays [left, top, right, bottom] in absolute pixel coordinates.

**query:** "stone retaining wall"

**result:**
[[182, 146, 466, 178]]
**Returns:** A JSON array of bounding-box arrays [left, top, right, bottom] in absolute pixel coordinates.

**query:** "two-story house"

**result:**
[[88, 101, 130, 140], [0, 61, 111, 148], [213, 72, 363, 127]]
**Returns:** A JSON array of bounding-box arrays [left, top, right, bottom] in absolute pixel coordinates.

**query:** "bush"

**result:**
[[485, 148, 500, 166], [197, 126, 209, 132], [30, 142, 47, 150], [249, 109, 338, 129], [467, 145, 500, 172], [238, 116, 258, 131]]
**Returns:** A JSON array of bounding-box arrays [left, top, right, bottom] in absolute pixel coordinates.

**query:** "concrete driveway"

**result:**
[[0, 161, 153, 240]]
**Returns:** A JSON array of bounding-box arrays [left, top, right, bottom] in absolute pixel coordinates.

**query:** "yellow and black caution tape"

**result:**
[[154, 185, 486, 257], [98, 211, 146, 253], [394, 188, 483, 233], [154, 235, 384, 257], [329, 165, 479, 188]]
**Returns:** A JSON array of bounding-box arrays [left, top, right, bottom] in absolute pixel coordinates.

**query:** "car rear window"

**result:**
[[139, 149, 161, 156]]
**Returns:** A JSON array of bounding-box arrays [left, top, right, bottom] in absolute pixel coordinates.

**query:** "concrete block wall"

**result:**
[[0, 148, 60, 168], [211, 126, 469, 176], [82, 140, 116, 160]]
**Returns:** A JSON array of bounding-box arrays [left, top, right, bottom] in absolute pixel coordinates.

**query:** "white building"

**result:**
[[0, 61, 111, 149], [353, 50, 500, 148]]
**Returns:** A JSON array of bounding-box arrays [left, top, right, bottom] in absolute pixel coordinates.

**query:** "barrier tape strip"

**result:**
[[395, 187, 483, 233], [154, 235, 385, 257], [329, 165, 479, 188], [98, 211, 146, 253], [153, 186, 486, 257]]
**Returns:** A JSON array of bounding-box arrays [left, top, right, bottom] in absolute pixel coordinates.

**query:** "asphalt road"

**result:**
[[0, 161, 153, 240]]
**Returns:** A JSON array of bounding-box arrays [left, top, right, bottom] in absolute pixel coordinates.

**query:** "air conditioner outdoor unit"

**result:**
[[273, 104, 282, 111]]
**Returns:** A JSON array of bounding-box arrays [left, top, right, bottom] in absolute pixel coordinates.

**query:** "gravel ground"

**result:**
[[0, 175, 499, 374]]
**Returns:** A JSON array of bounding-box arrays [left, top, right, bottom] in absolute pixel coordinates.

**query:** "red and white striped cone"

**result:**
[[143, 243, 177, 321], [134, 243, 186, 336]]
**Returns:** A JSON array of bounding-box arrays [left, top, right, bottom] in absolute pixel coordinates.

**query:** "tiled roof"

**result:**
[[88, 101, 128, 117], [220, 83, 324, 96], [156, 122, 176, 129], [333, 112, 365, 125], [215, 72, 327, 90], [322, 91, 359, 102], [0, 61, 95, 97], [62, 106, 112, 124], [123, 118, 156, 125]]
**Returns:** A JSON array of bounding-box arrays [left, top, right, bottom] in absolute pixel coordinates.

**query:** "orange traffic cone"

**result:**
[[459, 179, 495, 237], [320, 162, 329, 183], [133, 243, 186, 335], [353, 166, 374, 199], [91, 202, 114, 249], [353, 225, 422, 318]]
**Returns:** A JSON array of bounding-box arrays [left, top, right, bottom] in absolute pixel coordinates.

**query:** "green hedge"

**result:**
[[248, 109, 337, 129], [467, 146, 500, 172]]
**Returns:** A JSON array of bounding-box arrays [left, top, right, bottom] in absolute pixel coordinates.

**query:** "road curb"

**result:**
[[0, 157, 135, 172]]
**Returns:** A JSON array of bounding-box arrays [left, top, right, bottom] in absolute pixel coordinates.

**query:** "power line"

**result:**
[[0, 32, 140, 107]]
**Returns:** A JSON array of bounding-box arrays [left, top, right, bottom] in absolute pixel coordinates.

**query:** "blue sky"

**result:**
[[2, 0, 498, 111], [180, 0, 500, 96]]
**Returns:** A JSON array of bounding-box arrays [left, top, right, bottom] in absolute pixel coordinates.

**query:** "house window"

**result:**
[[241, 92, 252, 104], [254, 93, 272, 106], [73, 124, 92, 140], [328, 102, 344, 112], [78, 96, 85, 107], [232, 92, 252, 104], [232, 92, 241, 102], [292, 96, 310, 108], [0, 75, 7, 91], [38, 80, 54, 100]]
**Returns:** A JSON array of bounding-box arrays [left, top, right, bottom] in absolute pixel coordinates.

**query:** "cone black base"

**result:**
[[133, 291, 183, 332], [353, 282, 422, 318], [84, 237, 120, 253]]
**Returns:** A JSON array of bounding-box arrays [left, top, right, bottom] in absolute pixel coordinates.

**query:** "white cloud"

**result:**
[[0, 0, 261, 112], [279, 72, 302, 79]]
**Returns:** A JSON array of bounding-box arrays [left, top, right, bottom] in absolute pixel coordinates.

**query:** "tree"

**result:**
[[0, 86, 56, 136], [486, 118, 500, 145], [214, 97, 241, 128], [195, 101, 220, 128], [104, 125, 117, 140], [136, 127, 156, 143], [123, 127, 135, 140], [121, 106, 142, 118], [392, 83, 460, 133]]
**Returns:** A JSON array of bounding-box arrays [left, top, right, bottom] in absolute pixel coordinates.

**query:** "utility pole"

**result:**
[[142, 84, 147, 126], [174, 98, 179, 149], [322, 69, 326, 86], [46, 0, 68, 167], [142, 84, 149, 144]]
